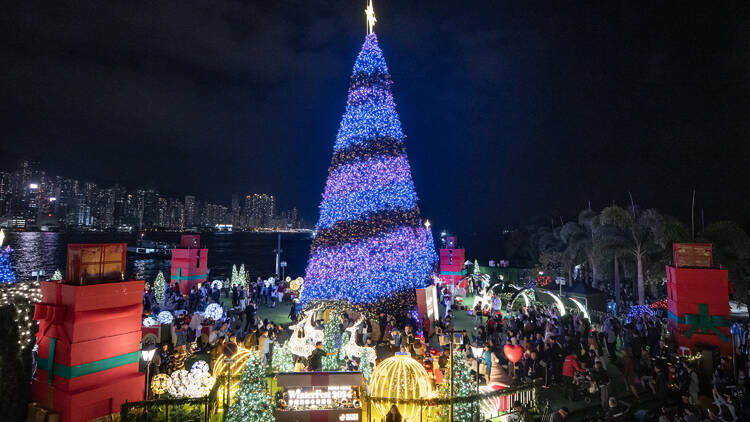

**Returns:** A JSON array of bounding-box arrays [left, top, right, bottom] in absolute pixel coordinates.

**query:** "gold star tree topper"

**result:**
[[365, 0, 377, 34]]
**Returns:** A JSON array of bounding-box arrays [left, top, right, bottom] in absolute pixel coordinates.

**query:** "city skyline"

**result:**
[[0, 160, 305, 231], [2, 1, 748, 238]]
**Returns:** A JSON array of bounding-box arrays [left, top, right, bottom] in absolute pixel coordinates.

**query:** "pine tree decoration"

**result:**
[[153, 271, 166, 304], [322, 310, 343, 371], [301, 32, 437, 311], [0, 246, 16, 284], [238, 264, 248, 290], [359, 350, 373, 381], [438, 351, 474, 422], [474, 259, 480, 274], [271, 342, 294, 372], [225, 351, 274, 422], [230, 265, 239, 287], [50, 269, 63, 281]]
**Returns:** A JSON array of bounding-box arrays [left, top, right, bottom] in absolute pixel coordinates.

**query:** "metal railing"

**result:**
[[362, 382, 538, 422], [120, 376, 225, 422]]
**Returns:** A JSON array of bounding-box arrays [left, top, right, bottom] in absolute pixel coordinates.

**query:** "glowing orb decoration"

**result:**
[[205, 303, 223, 320], [211, 279, 223, 290], [142, 317, 158, 327], [151, 373, 171, 395], [157, 311, 174, 325], [191, 360, 209, 374], [290, 277, 303, 292], [186, 372, 216, 398], [369, 352, 433, 422], [167, 370, 191, 397]]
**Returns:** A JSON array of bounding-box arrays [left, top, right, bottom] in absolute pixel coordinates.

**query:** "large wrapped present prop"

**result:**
[[439, 236, 466, 297], [32, 244, 145, 422], [666, 243, 731, 355], [170, 235, 208, 295]]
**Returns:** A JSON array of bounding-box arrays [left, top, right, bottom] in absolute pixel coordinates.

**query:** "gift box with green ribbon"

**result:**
[[666, 260, 731, 355], [32, 277, 146, 422]]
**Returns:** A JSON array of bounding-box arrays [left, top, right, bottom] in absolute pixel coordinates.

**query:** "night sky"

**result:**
[[2, 1, 749, 247]]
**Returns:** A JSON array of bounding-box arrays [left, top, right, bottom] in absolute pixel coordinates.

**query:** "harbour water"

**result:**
[[2, 231, 313, 284]]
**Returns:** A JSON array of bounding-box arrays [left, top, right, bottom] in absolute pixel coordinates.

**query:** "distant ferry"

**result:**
[[126, 239, 174, 257]]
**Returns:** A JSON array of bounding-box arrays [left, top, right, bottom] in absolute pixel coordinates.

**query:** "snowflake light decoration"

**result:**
[[157, 311, 174, 325], [205, 303, 223, 320]]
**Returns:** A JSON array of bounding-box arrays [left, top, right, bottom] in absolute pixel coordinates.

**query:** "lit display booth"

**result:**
[[275, 371, 364, 422]]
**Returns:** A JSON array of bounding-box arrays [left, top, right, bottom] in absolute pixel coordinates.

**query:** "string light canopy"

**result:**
[[369, 352, 434, 422], [301, 9, 437, 316]]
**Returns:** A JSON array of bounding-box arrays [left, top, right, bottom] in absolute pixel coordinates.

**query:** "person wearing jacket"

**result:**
[[562, 353, 585, 400]]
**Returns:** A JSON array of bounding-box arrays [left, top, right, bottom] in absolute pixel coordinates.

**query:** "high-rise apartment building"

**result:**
[[184, 195, 196, 227]]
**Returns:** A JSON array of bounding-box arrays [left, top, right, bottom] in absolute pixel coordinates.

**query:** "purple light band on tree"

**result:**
[[304, 227, 437, 304]]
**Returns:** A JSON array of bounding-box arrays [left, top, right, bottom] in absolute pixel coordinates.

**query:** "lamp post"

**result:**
[[141, 344, 156, 401], [471, 346, 484, 422], [222, 342, 238, 415]]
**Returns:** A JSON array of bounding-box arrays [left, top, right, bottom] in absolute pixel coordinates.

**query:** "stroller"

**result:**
[[572, 371, 599, 404]]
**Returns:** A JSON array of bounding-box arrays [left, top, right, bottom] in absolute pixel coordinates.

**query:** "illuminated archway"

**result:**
[[508, 287, 533, 309], [541, 290, 566, 316], [569, 297, 589, 320]]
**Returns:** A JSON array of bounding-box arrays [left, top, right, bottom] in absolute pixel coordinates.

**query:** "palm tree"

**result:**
[[578, 208, 603, 286], [559, 221, 588, 285], [699, 221, 750, 305], [599, 205, 664, 305], [597, 221, 631, 307]]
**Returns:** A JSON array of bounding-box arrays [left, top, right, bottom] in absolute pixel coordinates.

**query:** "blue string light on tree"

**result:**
[[626, 305, 654, 323], [301, 32, 437, 316], [0, 246, 16, 284]]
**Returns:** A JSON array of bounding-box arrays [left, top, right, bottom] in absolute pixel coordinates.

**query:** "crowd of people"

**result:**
[[137, 273, 750, 421]]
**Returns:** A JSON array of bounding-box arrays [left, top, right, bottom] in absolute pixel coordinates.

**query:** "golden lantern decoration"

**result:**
[[369, 352, 433, 422], [151, 373, 171, 395]]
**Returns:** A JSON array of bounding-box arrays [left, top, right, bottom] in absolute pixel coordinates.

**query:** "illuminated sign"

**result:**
[[286, 385, 353, 407], [29, 183, 38, 189], [339, 414, 360, 421]]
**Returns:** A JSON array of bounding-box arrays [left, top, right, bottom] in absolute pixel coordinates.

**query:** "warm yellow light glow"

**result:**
[[370, 353, 433, 422], [365, 0, 377, 34], [151, 373, 171, 395], [211, 345, 255, 406]]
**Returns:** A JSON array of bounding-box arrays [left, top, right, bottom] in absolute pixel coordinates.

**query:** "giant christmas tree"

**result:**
[[301, 24, 437, 310]]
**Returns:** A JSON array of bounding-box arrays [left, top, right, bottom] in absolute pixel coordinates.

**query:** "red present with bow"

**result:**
[[32, 279, 145, 422]]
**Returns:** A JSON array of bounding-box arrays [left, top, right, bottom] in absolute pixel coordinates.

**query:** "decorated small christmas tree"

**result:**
[[271, 341, 294, 372], [50, 269, 63, 281], [301, 29, 437, 312], [230, 264, 239, 287], [322, 310, 343, 370], [238, 264, 248, 290], [359, 350, 373, 381], [439, 351, 474, 422], [153, 271, 166, 304], [225, 351, 274, 422], [0, 246, 16, 284]]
